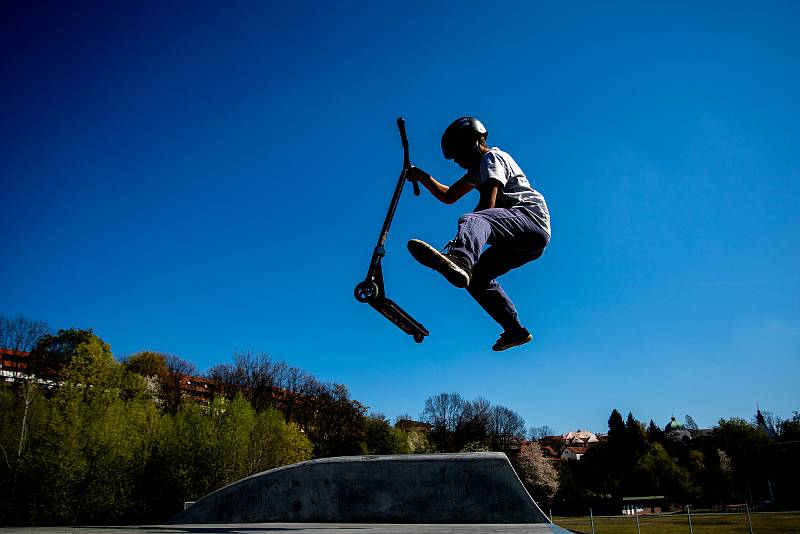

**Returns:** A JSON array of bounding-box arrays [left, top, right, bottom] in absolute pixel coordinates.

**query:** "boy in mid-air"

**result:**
[[407, 116, 551, 351]]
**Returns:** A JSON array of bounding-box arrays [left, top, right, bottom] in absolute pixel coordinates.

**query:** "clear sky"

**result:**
[[1, 1, 798, 434]]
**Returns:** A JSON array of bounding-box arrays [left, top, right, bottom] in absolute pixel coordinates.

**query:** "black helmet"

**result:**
[[441, 116, 488, 159]]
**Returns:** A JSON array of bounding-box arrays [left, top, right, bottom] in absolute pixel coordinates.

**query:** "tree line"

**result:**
[[414, 390, 559, 505], [0, 315, 409, 526], [2, 314, 797, 524], [555, 408, 800, 514]]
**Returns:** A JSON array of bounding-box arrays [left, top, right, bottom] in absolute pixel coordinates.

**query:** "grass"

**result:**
[[553, 511, 800, 534]]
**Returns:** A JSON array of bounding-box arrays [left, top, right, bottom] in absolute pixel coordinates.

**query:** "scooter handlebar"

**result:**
[[397, 117, 420, 196], [397, 117, 409, 148]]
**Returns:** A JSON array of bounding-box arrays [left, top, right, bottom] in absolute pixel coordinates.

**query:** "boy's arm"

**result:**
[[475, 179, 502, 211], [408, 167, 475, 205]]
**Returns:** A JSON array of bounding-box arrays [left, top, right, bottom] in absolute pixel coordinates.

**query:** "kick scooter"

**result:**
[[353, 118, 429, 343]]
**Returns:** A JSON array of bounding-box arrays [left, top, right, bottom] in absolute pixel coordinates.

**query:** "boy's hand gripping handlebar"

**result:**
[[397, 118, 420, 196]]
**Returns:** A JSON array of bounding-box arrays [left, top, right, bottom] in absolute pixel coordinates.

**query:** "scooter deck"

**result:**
[[370, 297, 429, 343]]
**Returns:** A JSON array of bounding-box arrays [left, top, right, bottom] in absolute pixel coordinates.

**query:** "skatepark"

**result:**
[[1, 453, 570, 533], [2, 2, 798, 533]]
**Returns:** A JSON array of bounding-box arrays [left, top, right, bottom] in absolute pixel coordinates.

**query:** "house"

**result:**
[[561, 445, 588, 461], [536, 429, 603, 462], [395, 419, 432, 434], [562, 429, 600, 445], [1, 348, 215, 403], [0, 348, 31, 382]]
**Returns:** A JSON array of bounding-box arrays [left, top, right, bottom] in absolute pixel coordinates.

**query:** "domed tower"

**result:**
[[664, 416, 684, 433], [665, 416, 692, 443]]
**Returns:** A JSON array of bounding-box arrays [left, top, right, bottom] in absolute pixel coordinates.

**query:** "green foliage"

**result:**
[[780, 412, 800, 441], [28, 328, 111, 379], [1, 348, 160, 525], [714, 417, 770, 497], [405, 429, 434, 454], [555, 408, 800, 514], [365, 414, 410, 455], [608, 409, 625, 441], [0, 333, 317, 527], [123, 351, 168, 378], [306, 384, 367, 457], [144, 395, 312, 517], [646, 419, 666, 444], [460, 441, 490, 452], [5, 315, 798, 522], [631, 443, 696, 501]]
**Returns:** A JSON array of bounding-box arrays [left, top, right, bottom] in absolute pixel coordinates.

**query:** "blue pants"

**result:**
[[449, 207, 549, 331]]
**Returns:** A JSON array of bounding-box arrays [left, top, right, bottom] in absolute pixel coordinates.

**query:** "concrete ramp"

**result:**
[[170, 452, 551, 524]]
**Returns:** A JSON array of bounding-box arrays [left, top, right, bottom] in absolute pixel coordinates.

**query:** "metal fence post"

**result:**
[[636, 511, 641, 534], [687, 504, 694, 534], [745, 501, 754, 534], [590, 507, 595, 534]]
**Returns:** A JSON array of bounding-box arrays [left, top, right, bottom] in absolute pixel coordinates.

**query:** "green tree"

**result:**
[[646, 419, 666, 444], [0, 377, 49, 524], [7, 341, 160, 525], [714, 418, 771, 501], [308, 384, 367, 457], [405, 429, 434, 454], [625, 412, 648, 455], [779, 411, 800, 441], [145, 395, 312, 519], [161, 354, 198, 415], [685, 414, 699, 432], [123, 351, 169, 378], [28, 328, 111, 379], [364, 413, 409, 455], [630, 443, 696, 501], [607, 409, 626, 443]]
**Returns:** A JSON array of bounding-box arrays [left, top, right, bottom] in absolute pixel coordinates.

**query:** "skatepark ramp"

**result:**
[[170, 452, 551, 524]]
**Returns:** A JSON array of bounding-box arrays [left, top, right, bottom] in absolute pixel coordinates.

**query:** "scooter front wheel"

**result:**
[[354, 281, 380, 303]]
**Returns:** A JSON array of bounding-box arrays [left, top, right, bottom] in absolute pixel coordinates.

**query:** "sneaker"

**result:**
[[407, 239, 472, 288], [492, 327, 533, 351]]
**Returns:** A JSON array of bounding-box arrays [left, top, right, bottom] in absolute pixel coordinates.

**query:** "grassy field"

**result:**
[[553, 511, 800, 534]]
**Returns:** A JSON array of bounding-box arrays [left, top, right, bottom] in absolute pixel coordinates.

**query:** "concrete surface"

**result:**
[[170, 453, 550, 524], [0, 523, 572, 533]]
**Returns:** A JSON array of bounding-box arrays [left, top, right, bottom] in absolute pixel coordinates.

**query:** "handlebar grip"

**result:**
[[397, 117, 419, 195], [397, 117, 409, 149]]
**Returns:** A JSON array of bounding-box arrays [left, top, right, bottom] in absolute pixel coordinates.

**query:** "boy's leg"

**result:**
[[447, 208, 543, 269], [467, 244, 544, 332], [408, 207, 547, 300], [407, 209, 523, 289]]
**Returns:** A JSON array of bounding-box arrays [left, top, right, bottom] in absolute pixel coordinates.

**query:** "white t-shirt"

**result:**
[[472, 147, 551, 236]]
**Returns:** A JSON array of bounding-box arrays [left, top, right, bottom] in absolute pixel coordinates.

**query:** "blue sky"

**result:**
[[1, 1, 798, 434]]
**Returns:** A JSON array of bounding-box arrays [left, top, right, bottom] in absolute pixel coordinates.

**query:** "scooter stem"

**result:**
[[397, 118, 420, 196]]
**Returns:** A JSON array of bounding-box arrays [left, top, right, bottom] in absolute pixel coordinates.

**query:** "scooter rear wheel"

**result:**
[[354, 281, 380, 303]]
